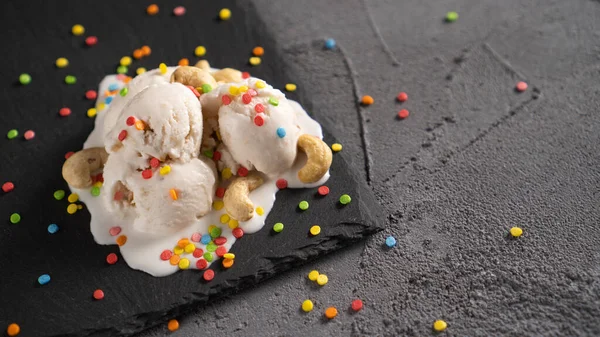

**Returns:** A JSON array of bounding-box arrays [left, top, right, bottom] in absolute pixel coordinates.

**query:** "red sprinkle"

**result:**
[[109, 226, 122, 236], [85, 90, 98, 100], [213, 151, 222, 161], [196, 259, 208, 270], [113, 191, 123, 201], [215, 187, 226, 198], [213, 237, 227, 245], [254, 115, 264, 126], [118, 130, 128, 141], [397, 109, 409, 119], [173, 6, 186, 16], [203, 269, 215, 281], [85, 36, 98, 46], [232, 227, 244, 239], [126, 116, 136, 126], [93, 289, 105, 300], [242, 72, 250, 79], [65, 151, 75, 159], [59, 107, 71, 117], [248, 88, 258, 96], [242, 93, 252, 104], [142, 169, 153, 179], [222, 95, 232, 105], [237, 167, 248, 177], [106, 253, 118, 265], [276, 179, 288, 189], [351, 299, 363, 311], [317, 185, 330, 196], [254, 103, 265, 113], [516, 81, 528, 92], [160, 250, 173, 261], [186, 85, 200, 97], [2, 182, 14, 193], [95, 173, 104, 183], [193, 248, 204, 258], [397, 92, 408, 102], [149, 158, 160, 168], [191, 232, 201, 242], [215, 246, 227, 257]]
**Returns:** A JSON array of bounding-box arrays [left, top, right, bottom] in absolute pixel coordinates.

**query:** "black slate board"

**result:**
[[0, 1, 383, 336]]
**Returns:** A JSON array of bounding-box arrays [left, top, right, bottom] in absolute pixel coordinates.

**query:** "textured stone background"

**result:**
[[140, 0, 600, 336]]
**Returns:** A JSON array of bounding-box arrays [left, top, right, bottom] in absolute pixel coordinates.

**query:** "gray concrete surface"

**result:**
[[140, 0, 600, 335]]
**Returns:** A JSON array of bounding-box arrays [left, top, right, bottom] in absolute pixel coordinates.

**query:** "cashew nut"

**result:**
[[223, 173, 264, 221], [297, 134, 333, 183], [170, 66, 217, 89], [212, 68, 243, 83], [62, 147, 109, 188], [194, 60, 210, 71]]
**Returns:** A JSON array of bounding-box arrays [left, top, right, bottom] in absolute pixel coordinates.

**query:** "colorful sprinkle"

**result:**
[[276, 179, 288, 189], [310, 225, 321, 236], [219, 8, 232, 20], [203, 252, 214, 262], [87, 108, 97, 118], [232, 227, 244, 239], [178, 258, 190, 270], [85, 90, 97, 100], [2, 182, 14, 193], [324, 38, 336, 50], [397, 92, 408, 102], [385, 236, 397, 247], [6, 129, 18, 139], [195, 46, 207, 57], [242, 71, 250, 79], [173, 247, 183, 256], [106, 253, 118, 265], [169, 189, 178, 200], [146, 4, 159, 15], [203, 269, 215, 281], [7, 323, 20, 336], [216, 246, 227, 257], [141, 45, 152, 56], [445, 11, 459, 22], [160, 250, 173, 261], [302, 299, 314, 312], [108, 226, 122, 236], [273, 222, 284, 233], [398, 109, 410, 119], [196, 258, 208, 269], [192, 248, 204, 258], [255, 206, 264, 216], [222, 258, 234, 268], [299, 200, 309, 210], [67, 193, 79, 203], [201, 234, 211, 244], [136, 67, 146, 75], [325, 306, 338, 319], [159, 63, 167, 74], [66, 204, 78, 214], [317, 186, 330, 196], [339, 194, 352, 205], [255, 81, 266, 89], [242, 93, 252, 104], [254, 115, 264, 126], [222, 95, 232, 105], [18, 73, 31, 85], [276, 127, 286, 138], [85, 36, 98, 46], [59, 107, 71, 117], [160, 165, 171, 175], [167, 319, 179, 332], [331, 143, 342, 152], [213, 200, 224, 211], [71, 24, 85, 36], [316, 274, 328, 286], [119, 87, 128, 97], [222, 167, 233, 180], [116, 235, 127, 246], [173, 6, 186, 16], [249, 57, 261, 66], [53, 190, 65, 200], [93, 289, 104, 300], [516, 81, 528, 92], [119, 56, 132, 67], [191, 233, 201, 242], [169, 254, 180, 265], [268, 97, 279, 106], [308, 270, 319, 281], [142, 169, 153, 179], [116, 66, 128, 74], [37, 274, 51, 285], [55, 57, 69, 68], [252, 46, 264, 56], [510, 227, 523, 237], [361, 95, 374, 105], [433, 320, 448, 332], [351, 299, 363, 311]]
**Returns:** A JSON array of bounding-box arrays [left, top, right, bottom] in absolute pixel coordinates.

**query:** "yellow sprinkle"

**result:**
[[228, 219, 239, 229], [169, 189, 178, 200], [238, 85, 249, 93], [194, 46, 207, 57], [308, 270, 319, 281], [173, 246, 184, 255], [87, 108, 97, 118], [208, 224, 216, 233], [93, 181, 103, 188], [71, 24, 85, 36], [178, 258, 190, 270], [55, 57, 69, 68], [220, 214, 230, 224], [228, 86, 239, 95], [255, 81, 266, 89], [77, 205, 83, 209], [249, 57, 261, 66], [219, 8, 232, 20], [433, 320, 447, 332], [159, 165, 171, 175], [255, 206, 264, 216], [302, 299, 314, 312], [316, 274, 328, 286], [285, 83, 297, 92], [510, 227, 523, 237], [120, 56, 132, 66], [213, 200, 224, 210], [331, 143, 342, 152], [310, 225, 321, 236], [184, 243, 196, 254], [222, 167, 232, 180], [159, 63, 168, 74], [67, 193, 79, 203], [97, 103, 106, 111], [136, 67, 147, 75], [67, 203, 78, 214], [223, 253, 235, 260]]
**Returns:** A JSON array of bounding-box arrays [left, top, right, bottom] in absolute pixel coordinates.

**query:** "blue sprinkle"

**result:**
[[276, 127, 286, 138], [385, 236, 397, 248], [38, 274, 51, 285], [105, 96, 113, 104], [201, 234, 211, 244], [48, 223, 59, 234], [324, 38, 336, 50], [108, 83, 119, 91]]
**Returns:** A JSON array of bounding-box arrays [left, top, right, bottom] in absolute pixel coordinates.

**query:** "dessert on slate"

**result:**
[[61, 61, 332, 277]]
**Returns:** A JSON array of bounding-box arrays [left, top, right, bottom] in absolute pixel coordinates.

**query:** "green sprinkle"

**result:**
[[201, 83, 212, 93], [210, 226, 222, 238], [119, 87, 128, 96], [268, 97, 279, 106], [299, 201, 309, 211], [10, 213, 21, 224], [64, 75, 77, 85], [339, 194, 352, 205], [273, 222, 284, 233], [19, 73, 31, 85], [203, 252, 214, 262], [446, 11, 458, 22], [53, 190, 66, 200], [7, 129, 18, 139], [206, 242, 217, 252], [90, 186, 101, 196], [203, 150, 214, 159], [117, 66, 128, 74]]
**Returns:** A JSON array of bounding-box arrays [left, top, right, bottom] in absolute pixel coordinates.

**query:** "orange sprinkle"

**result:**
[[116, 235, 127, 246], [7, 323, 20, 336], [177, 238, 190, 248], [361, 95, 374, 105], [222, 258, 234, 268], [141, 45, 152, 56], [104, 90, 111, 97], [325, 306, 338, 319], [169, 254, 180, 265], [133, 49, 144, 59], [109, 89, 119, 96], [170, 189, 178, 200], [134, 120, 146, 130], [252, 46, 264, 56], [167, 319, 179, 332], [123, 76, 132, 84], [146, 4, 159, 15], [178, 58, 189, 66]]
